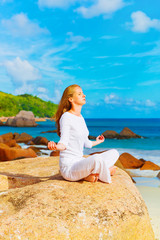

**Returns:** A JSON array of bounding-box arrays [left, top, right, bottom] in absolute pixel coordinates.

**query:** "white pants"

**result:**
[[60, 149, 119, 183]]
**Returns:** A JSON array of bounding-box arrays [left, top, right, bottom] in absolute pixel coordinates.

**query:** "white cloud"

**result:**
[[37, 89, 61, 103], [128, 11, 160, 33], [66, 32, 91, 44], [104, 93, 156, 109], [138, 80, 160, 86], [4, 57, 41, 84], [37, 87, 47, 93], [0, 0, 13, 3], [100, 35, 118, 40], [145, 99, 156, 107], [75, 0, 126, 19], [1, 13, 49, 37], [15, 83, 34, 95], [38, 0, 77, 9]]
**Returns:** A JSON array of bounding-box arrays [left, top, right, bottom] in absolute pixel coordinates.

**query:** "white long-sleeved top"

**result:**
[[58, 112, 92, 168]]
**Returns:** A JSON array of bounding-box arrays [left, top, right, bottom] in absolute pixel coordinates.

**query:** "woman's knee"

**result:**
[[111, 149, 119, 160]]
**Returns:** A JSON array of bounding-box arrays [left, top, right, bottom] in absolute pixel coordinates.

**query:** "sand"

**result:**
[[137, 185, 160, 240]]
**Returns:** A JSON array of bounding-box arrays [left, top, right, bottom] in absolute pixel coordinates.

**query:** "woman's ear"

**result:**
[[68, 97, 73, 103]]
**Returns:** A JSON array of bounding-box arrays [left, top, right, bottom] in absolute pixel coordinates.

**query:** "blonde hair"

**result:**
[[54, 84, 81, 136]]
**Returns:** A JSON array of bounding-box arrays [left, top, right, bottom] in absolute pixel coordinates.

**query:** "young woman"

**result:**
[[48, 84, 119, 183]]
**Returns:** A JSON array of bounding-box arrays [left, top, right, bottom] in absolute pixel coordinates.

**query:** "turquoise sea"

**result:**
[[1, 118, 160, 164], [1, 118, 160, 187]]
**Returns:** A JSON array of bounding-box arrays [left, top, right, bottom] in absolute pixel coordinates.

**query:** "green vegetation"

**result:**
[[0, 91, 58, 118]]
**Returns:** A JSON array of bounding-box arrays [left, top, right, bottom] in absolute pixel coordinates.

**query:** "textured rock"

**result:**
[[119, 153, 145, 169], [0, 157, 155, 240], [119, 127, 141, 139], [140, 161, 160, 171], [32, 136, 49, 146], [0, 132, 13, 142], [50, 151, 60, 156], [0, 144, 37, 161], [5, 110, 38, 127], [102, 130, 119, 139], [3, 139, 20, 148], [14, 132, 33, 143], [157, 172, 160, 179], [0, 120, 4, 126]]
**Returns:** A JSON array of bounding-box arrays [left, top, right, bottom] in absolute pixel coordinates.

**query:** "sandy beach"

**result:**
[[137, 185, 160, 240]]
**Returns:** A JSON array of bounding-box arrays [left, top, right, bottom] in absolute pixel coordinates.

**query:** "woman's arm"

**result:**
[[91, 135, 105, 147]]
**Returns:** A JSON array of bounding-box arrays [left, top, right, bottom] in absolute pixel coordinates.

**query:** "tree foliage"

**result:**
[[0, 91, 58, 117]]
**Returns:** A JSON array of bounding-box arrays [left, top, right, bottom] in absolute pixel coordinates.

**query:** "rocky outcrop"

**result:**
[[5, 110, 38, 127], [140, 161, 160, 171], [119, 153, 160, 171], [119, 153, 145, 169], [0, 143, 37, 161], [0, 120, 4, 126], [102, 130, 119, 139], [31, 136, 49, 146], [14, 132, 33, 143], [102, 127, 142, 139], [0, 156, 154, 239], [119, 127, 142, 139], [0, 132, 13, 142]]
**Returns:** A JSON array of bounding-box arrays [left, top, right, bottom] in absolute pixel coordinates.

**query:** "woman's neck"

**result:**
[[69, 106, 82, 116]]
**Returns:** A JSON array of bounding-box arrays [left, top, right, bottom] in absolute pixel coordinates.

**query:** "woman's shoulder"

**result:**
[[60, 112, 71, 122]]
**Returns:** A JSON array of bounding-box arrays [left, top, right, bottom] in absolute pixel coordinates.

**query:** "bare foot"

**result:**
[[109, 166, 117, 176], [84, 173, 99, 182]]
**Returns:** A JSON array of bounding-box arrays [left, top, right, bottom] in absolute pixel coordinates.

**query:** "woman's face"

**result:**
[[69, 87, 86, 106]]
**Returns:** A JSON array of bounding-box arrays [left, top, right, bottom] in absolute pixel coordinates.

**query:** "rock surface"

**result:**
[[102, 130, 119, 139], [5, 110, 38, 127], [119, 127, 141, 139], [14, 132, 33, 143], [0, 157, 154, 240], [0, 120, 3, 126], [140, 161, 160, 171], [119, 153, 145, 169], [102, 127, 142, 139], [0, 143, 37, 161]]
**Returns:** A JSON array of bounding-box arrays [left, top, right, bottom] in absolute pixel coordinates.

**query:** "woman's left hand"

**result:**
[[96, 135, 105, 143]]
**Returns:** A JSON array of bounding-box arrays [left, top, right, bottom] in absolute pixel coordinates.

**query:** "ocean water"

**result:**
[[0, 118, 160, 166]]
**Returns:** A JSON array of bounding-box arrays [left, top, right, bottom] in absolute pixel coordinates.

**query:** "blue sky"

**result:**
[[0, 0, 160, 118]]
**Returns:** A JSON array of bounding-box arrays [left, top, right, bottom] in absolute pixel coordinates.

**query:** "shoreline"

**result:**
[[0, 116, 52, 123], [137, 185, 160, 240]]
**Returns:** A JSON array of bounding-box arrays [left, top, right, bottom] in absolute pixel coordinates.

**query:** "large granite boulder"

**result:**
[[0, 143, 37, 161], [0, 156, 154, 239], [119, 153, 145, 169], [5, 111, 38, 127]]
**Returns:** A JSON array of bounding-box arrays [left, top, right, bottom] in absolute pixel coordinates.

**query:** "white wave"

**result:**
[[84, 148, 160, 166]]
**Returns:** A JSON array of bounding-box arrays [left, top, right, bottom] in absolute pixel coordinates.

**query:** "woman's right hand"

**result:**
[[48, 141, 57, 150]]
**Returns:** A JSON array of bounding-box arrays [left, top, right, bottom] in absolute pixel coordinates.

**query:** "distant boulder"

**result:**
[[102, 127, 142, 139], [31, 136, 49, 146], [0, 120, 4, 126], [102, 130, 119, 139], [14, 132, 33, 143], [119, 127, 141, 139], [5, 110, 38, 127]]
